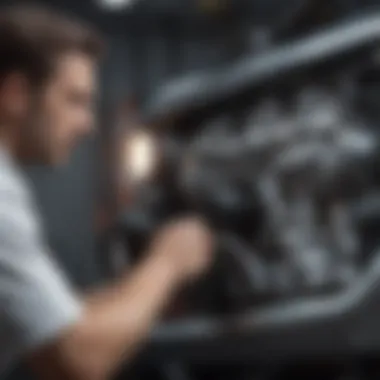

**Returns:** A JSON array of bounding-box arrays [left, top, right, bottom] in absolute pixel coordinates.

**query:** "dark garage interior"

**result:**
[[4, 0, 380, 379]]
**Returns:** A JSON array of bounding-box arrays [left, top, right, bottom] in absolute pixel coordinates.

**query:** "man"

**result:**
[[0, 5, 214, 380]]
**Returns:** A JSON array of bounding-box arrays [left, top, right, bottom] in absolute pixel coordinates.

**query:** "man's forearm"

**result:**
[[29, 218, 213, 380], [31, 253, 182, 380]]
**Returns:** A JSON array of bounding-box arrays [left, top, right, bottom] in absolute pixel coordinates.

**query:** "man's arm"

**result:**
[[28, 253, 180, 380], [25, 219, 214, 380]]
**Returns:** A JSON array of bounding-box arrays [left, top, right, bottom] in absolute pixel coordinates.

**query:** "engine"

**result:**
[[111, 10, 380, 379], [118, 82, 380, 310]]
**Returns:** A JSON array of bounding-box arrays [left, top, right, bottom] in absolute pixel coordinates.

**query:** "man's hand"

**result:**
[[149, 217, 215, 283]]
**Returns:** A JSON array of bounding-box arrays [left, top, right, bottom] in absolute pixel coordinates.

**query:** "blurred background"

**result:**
[[6, 0, 380, 379], [12, 0, 378, 287]]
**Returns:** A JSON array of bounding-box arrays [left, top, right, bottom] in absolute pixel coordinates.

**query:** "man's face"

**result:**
[[19, 52, 97, 165]]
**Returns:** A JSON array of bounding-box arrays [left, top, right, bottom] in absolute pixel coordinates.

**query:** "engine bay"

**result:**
[[109, 10, 380, 377]]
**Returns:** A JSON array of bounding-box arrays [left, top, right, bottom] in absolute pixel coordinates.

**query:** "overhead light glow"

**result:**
[[98, 0, 137, 11], [122, 131, 157, 184]]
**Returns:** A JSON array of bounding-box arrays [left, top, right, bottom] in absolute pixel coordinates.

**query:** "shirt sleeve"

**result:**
[[0, 196, 83, 371]]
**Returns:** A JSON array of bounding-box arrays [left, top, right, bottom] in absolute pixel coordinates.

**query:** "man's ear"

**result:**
[[0, 72, 30, 119]]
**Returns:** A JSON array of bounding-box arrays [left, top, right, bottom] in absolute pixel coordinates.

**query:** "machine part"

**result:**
[[114, 13, 380, 375], [120, 85, 380, 304], [221, 233, 269, 292], [160, 362, 194, 380], [144, 12, 380, 124]]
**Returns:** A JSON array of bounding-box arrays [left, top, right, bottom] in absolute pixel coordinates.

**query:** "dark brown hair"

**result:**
[[0, 5, 104, 86]]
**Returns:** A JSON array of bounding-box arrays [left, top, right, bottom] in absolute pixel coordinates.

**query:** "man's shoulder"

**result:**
[[0, 156, 40, 238], [0, 156, 32, 203]]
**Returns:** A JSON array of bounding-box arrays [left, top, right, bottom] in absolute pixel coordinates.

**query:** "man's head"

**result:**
[[0, 5, 103, 165]]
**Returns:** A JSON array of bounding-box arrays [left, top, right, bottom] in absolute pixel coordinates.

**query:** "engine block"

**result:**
[[113, 12, 380, 369]]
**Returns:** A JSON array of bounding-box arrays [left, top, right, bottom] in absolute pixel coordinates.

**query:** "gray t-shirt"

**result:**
[[0, 148, 82, 375]]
